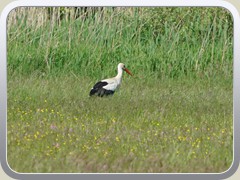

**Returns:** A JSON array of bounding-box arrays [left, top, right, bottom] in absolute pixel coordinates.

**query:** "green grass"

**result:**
[[7, 7, 233, 79], [7, 74, 233, 173], [7, 7, 233, 173]]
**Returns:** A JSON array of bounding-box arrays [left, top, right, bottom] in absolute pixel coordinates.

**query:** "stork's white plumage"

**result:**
[[89, 63, 133, 97]]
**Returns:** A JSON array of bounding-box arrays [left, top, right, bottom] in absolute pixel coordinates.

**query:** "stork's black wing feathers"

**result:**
[[89, 81, 108, 96], [93, 81, 108, 89]]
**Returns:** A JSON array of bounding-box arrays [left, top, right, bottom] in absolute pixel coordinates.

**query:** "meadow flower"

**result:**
[[53, 143, 60, 148], [50, 124, 57, 130], [112, 118, 116, 123], [104, 151, 108, 157]]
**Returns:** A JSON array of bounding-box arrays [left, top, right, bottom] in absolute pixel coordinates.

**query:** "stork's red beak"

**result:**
[[124, 68, 133, 76]]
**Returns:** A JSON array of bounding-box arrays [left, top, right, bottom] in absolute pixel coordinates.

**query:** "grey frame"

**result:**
[[0, 0, 239, 179]]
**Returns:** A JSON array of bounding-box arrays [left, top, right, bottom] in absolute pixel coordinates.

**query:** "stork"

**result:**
[[89, 63, 133, 97]]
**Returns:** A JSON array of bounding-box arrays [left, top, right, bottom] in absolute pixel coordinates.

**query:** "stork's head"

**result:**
[[118, 63, 133, 76]]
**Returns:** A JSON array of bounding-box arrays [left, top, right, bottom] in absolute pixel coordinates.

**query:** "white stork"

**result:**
[[89, 63, 133, 97]]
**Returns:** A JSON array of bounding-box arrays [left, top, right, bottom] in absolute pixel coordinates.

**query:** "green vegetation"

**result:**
[[7, 7, 233, 173], [7, 7, 233, 79]]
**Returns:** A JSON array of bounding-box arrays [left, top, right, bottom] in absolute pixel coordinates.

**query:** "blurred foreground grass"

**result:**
[[7, 74, 233, 173]]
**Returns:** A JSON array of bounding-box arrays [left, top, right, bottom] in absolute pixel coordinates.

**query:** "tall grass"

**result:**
[[7, 7, 233, 79]]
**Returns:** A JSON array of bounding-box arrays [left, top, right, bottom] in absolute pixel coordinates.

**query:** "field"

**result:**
[[7, 7, 233, 173]]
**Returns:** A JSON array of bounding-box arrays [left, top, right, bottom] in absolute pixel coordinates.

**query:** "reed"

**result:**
[[7, 7, 233, 79]]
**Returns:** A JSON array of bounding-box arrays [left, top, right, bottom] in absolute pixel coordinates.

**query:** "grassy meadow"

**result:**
[[7, 7, 233, 173]]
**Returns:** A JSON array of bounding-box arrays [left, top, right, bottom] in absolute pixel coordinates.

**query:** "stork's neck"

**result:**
[[115, 66, 123, 84]]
